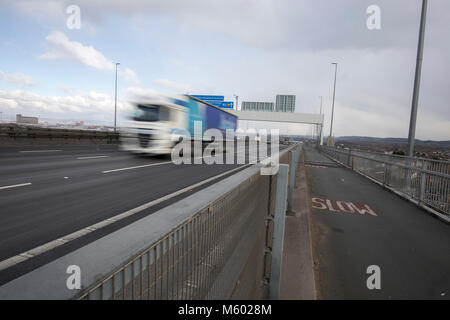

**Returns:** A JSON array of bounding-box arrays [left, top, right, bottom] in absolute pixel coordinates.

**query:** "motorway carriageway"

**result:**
[[0, 144, 280, 285]]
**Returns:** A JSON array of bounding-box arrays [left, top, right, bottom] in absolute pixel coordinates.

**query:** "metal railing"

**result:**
[[77, 144, 298, 300], [349, 148, 450, 176], [319, 146, 450, 216]]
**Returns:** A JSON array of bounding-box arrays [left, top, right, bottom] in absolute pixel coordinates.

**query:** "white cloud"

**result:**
[[126, 87, 158, 100], [0, 97, 18, 109], [21, 0, 448, 52], [39, 31, 114, 71], [5, 0, 65, 24], [121, 68, 140, 85], [153, 78, 193, 93], [0, 71, 37, 87], [0, 89, 132, 123], [39, 31, 140, 84]]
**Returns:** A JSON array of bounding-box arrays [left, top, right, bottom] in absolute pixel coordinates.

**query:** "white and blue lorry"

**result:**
[[121, 95, 238, 155]]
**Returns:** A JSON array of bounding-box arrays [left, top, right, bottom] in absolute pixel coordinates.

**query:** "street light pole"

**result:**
[[407, 0, 428, 157], [328, 62, 338, 146], [319, 95, 323, 115], [234, 94, 239, 110], [114, 62, 120, 132], [319, 96, 324, 145]]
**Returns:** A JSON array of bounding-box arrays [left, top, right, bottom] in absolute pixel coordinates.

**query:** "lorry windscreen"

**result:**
[[133, 104, 170, 122]]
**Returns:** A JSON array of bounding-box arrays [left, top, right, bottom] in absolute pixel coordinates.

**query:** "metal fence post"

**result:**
[[348, 148, 351, 167], [269, 164, 289, 300], [350, 149, 354, 169], [419, 160, 426, 205], [383, 163, 388, 186], [287, 147, 299, 212], [296, 145, 302, 168]]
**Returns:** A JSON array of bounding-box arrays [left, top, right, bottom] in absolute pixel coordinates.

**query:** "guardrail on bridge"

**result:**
[[319, 146, 450, 218]]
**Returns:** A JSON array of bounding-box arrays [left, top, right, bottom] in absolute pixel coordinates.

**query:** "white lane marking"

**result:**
[[77, 155, 110, 160], [101, 154, 222, 174], [0, 164, 250, 272], [101, 150, 248, 174], [102, 161, 173, 173], [0, 182, 32, 190], [19, 150, 62, 153]]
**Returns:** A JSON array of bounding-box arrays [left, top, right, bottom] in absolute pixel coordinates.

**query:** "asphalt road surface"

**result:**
[[0, 143, 282, 285], [304, 145, 450, 299]]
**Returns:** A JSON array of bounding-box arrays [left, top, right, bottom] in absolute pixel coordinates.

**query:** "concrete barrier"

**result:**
[[0, 124, 119, 145]]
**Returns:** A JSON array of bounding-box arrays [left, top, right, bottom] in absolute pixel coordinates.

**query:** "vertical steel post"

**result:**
[[269, 164, 289, 300], [319, 96, 324, 146], [407, 0, 428, 157], [328, 62, 338, 146], [419, 160, 426, 205], [114, 62, 120, 132], [287, 147, 299, 212], [348, 148, 352, 167]]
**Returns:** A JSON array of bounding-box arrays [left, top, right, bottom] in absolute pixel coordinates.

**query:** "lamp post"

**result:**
[[328, 62, 338, 146], [319, 96, 324, 145], [114, 62, 120, 132], [234, 94, 239, 110], [407, 0, 428, 157]]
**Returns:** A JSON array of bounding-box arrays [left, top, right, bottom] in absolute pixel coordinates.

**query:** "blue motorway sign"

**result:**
[[192, 95, 224, 102], [219, 101, 234, 109], [192, 95, 233, 109]]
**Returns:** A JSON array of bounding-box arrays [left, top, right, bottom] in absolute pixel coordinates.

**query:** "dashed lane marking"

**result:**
[[0, 182, 32, 190], [76, 155, 110, 160], [19, 150, 63, 153], [102, 161, 173, 173]]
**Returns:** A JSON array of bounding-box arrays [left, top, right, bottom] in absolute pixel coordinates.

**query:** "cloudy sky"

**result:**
[[0, 0, 449, 139]]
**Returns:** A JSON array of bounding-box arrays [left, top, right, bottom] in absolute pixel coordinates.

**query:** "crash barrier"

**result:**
[[0, 124, 119, 145]]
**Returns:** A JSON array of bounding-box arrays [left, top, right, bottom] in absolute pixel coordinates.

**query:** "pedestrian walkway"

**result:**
[[304, 145, 450, 299]]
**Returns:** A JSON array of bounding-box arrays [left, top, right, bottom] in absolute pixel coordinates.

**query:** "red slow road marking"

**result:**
[[311, 197, 378, 217]]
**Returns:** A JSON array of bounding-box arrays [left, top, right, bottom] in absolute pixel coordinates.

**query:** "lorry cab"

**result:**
[[121, 98, 188, 155]]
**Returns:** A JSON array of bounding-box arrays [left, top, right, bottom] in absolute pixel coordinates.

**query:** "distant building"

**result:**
[[16, 114, 38, 125], [240, 94, 296, 113], [275, 95, 296, 113], [241, 101, 274, 112]]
